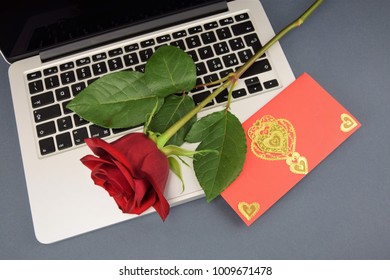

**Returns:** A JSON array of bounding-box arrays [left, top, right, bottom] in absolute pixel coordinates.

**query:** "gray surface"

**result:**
[[0, 0, 389, 259]]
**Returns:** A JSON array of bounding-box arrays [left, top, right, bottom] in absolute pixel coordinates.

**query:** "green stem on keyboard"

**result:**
[[156, 0, 323, 149]]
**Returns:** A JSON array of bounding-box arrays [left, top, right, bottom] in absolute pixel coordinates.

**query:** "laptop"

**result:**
[[1, 0, 295, 243]]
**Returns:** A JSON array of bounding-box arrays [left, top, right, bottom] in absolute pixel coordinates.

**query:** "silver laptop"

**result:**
[[1, 0, 294, 243]]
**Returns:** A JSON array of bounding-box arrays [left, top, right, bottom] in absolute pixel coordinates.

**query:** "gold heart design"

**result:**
[[340, 113, 357, 133], [289, 156, 308, 175], [238, 202, 260, 221], [262, 130, 287, 153], [265, 132, 281, 147], [249, 115, 300, 166]]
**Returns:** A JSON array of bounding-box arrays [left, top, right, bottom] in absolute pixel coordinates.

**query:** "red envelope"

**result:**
[[222, 72, 361, 226]]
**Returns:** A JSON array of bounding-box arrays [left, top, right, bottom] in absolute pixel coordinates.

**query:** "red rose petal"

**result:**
[[81, 133, 171, 221]]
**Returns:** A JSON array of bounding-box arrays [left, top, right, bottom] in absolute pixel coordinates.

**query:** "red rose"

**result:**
[[81, 133, 170, 221]]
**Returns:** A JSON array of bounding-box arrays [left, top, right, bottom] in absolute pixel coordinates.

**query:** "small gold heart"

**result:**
[[340, 113, 358, 133], [238, 202, 260, 221], [269, 134, 280, 146], [289, 156, 308, 174], [263, 131, 286, 151]]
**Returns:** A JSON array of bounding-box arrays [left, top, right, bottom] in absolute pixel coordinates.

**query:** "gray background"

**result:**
[[1, 0, 389, 259]]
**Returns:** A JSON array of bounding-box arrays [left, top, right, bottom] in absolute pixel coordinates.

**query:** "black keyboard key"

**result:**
[[188, 26, 202, 34], [203, 73, 219, 86], [170, 40, 186, 50], [89, 125, 111, 138], [140, 39, 155, 48], [222, 53, 239, 68], [44, 75, 60, 89], [213, 42, 230, 55], [74, 115, 89, 126], [245, 77, 260, 87], [76, 66, 92, 80], [220, 17, 234, 26], [244, 33, 263, 53], [55, 87, 71, 101], [186, 35, 202, 49], [33, 104, 61, 123], [28, 80, 44, 94], [56, 132, 73, 150], [206, 57, 223, 72], [36, 121, 56, 138], [215, 89, 229, 103], [57, 116, 73, 131], [71, 82, 86, 96], [201, 31, 217, 44], [72, 127, 89, 145], [195, 62, 207, 76], [123, 53, 139, 67], [27, 71, 42, 81], [219, 69, 233, 80], [43, 66, 58, 76], [60, 62, 74, 71], [240, 59, 272, 78], [264, 79, 279, 89], [192, 91, 214, 107], [198, 46, 214, 59], [76, 57, 91, 66], [172, 30, 187, 39], [60, 70, 76, 85], [108, 57, 124, 71], [139, 48, 153, 62], [238, 49, 254, 63], [229, 38, 245, 51], [248, 84, 263, 94], [235, 13, 250, 22], [39, 137, 56, 155], [231, 21, 255, 36], [135, 64, 146, 73], [232, 88, 247, 99], [124, 43, 139, 52], [92, 62, 108, 75], [92, 53, 107, 61], [31, 91, 54, 108], [245, 77, 263, 93], [156, 34, 171, 43], [108, 48, 123, 57], [204, 21, 218, 30], [216, 27, 232, 40]]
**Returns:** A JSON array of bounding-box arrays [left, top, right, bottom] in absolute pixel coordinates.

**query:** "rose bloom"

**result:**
[[81, 133, 170, 221]]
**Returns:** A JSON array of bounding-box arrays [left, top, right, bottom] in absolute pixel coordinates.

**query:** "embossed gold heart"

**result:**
[[238, 202, 260, 221], [289, 156, 308, 174], [263, 131, 285, 151], [249, 115, 308, 174], [249, 115, 295, 160], [340, 113, 357, 132]]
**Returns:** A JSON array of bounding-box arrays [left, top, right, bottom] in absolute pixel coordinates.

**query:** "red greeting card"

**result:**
[[222, 72, 361, 226]]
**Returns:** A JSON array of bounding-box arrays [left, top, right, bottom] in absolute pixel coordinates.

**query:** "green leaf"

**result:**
[[192, 111, 246, 202], [185, 111, 225, 143], [145, 45, 197, 97], [67, 71, 163, 128], [148, 94, 196, 146]]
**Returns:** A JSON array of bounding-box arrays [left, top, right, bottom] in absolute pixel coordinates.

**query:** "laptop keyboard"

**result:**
[[26, 12, 280, 157]]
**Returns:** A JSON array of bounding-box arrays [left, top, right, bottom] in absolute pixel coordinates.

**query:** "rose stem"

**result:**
[[156, 0, 323, 149]]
